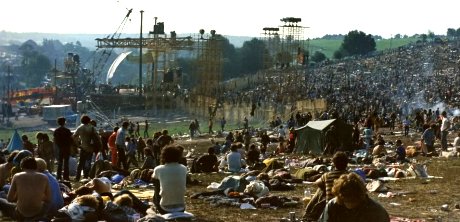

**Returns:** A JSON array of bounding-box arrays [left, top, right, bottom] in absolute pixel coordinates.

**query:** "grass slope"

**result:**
[[308, 37, 421, 59]]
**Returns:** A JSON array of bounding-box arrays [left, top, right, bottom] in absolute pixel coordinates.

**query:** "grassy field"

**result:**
[[0, 116, 265, 145], [308, 37, 421, 59]]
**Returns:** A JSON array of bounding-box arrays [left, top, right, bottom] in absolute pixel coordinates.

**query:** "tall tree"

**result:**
[[238, 38, 266, 75], [447, 28, 456, 39], [427, 31, 435, 42], [311, 51, 327, 63], [218, 35, 239, 80], [338, 30, 376, 57]]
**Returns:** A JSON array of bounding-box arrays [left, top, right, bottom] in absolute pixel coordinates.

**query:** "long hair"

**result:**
[[160, 145, 182, 164], [332, 172, 367, 205]]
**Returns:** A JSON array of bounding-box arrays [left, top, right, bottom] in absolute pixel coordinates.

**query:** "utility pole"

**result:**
[[54, 59, 58, 102], [139, 10, 144, 96], [6, 65, 10, 125]]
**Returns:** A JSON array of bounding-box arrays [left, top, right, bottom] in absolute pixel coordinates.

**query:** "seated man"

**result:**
[[0, 156, 51, 220], [194, 147, 219, 173], [319, 172, 389, 222], [372, 140, 387, 157], [246, 144, 261, 167], [36, 157, 64, 218], [303, 151, 349, 221], [227, 144, 245, 173], [394, 139, 407, 163], [151, 145, 187, 214], [0, 151, 19, 189]]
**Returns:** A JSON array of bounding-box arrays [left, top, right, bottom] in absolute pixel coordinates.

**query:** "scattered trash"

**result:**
[[240, 203, 255, 209], [441, 204, 449, 211], [378, 192, 395, 198]]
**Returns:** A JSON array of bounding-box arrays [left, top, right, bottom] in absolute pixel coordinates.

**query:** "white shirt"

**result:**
[[454, 137, 460, 147], [152, 163, 187, 210], [441, 117, 450, 131], [227, 151, 242, 172]]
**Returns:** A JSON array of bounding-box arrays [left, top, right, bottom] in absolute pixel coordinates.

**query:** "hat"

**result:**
[[13, 150, 33, 166]]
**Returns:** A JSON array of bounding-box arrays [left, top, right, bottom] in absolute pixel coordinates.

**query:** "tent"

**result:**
[[7, 129, 23, 152], [294, 119, 353, 155]]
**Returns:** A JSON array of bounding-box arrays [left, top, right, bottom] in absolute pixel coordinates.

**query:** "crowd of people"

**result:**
[[1, 40, 460, 221], [0, 114, 187, 221]]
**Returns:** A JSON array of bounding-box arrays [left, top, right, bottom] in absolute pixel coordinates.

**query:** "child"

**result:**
[[126, 137, 138, 168], [395, 139, 406, 163]]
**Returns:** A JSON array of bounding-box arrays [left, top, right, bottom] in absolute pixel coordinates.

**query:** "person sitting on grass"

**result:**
[[394, 139, 407, 163], [194, 147, 219, 173], [0, 150, 19, 189], [303, 151, 349, 221], [0, 156, 51, 221], [319, 172, 390, 222], [141, 147, 156, 170], [35, 157, 64, 218], [226, 144, 246, 173], [151, 145, 187, 214]]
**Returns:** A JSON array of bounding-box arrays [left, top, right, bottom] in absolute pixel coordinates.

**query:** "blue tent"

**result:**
[[7, 129, 23, 152]]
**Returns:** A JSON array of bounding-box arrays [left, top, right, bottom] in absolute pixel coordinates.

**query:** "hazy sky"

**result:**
[[2, 0, 458, 39]]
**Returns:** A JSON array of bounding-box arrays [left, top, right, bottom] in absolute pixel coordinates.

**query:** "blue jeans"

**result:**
[[76, 149, 92, 179]]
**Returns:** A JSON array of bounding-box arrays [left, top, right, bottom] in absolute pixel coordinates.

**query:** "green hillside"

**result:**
[[307, 37, 421, 59]]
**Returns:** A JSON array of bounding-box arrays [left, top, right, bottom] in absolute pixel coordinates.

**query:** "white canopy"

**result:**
[[106, 51, 132, 84]]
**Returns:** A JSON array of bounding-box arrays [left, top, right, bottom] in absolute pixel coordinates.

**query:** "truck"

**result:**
[[42, 104, 78, 125]]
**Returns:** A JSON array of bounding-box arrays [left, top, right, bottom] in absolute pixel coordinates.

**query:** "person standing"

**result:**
[[108, 126, 119, 167], [194, 119, 201, 135], [208, 118, 213, 134], [126, 137, 138, 168], [116, 121, 129, 170], [73, 115, 96, 181], [144, 120, 149, 138], [137, 136, 147, 161], [403, 116, 411, 137], [36, 133, 54, 173], [189, 120, 196, 139], [156, 129, 173, 152], [220, 117, 226, 132], [243, 116, 249, 130], [135, 122, 140, 137], [54, 117, 73, 181], [440, 111, 450, 151]]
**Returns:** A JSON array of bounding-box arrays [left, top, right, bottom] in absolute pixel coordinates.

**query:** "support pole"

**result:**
[[139, 10, 144, 96]]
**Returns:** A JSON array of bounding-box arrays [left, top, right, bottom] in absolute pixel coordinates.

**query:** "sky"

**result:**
[[1, 0, 459, 39]]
